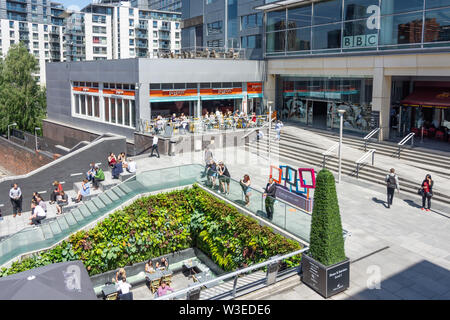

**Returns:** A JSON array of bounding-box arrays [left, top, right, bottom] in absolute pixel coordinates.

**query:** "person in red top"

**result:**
[[50, 180, 63, 204], [108, 152, 117, 168], [421, 174, 433, 212]]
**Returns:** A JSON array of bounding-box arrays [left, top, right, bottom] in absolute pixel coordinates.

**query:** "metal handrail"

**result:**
[[397, 132, 415, 159], [322, 142, 339, 168], [363, 128, 380, 151], [154, 247, 309, 301], [355, 149, 376, 178]]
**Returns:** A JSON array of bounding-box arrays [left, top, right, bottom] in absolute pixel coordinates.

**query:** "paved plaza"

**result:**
[[133, 138, 450, 300]]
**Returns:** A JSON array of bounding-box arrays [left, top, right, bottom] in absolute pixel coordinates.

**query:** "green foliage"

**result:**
[[0, 185, 302, 277], [0, 43, 46, 134], [309, 169, 346, 266]]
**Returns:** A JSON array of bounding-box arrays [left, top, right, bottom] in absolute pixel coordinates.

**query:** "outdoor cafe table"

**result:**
[[194, 271, 216, 289], [145, 271, 163, 282], [101, 283, 118, 299]]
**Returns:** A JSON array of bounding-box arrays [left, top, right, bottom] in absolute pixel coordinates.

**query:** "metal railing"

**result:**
[[322, 142, 339, 168], [154, 247, 309, 301], [355, 149, 376, 178], [363, 128, 380, 151], [397, 132, 415, 159]]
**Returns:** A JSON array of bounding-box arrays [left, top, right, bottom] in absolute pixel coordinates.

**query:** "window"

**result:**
[[207, 39, 223, 47], [379, 12, 423, 46], [241, 13, 263, 30], [313, 0, 342, 25], [267, 10, 285, 32], [117, 99, 123, 125], [104, 97, 109, 122], [381, 0, 424, 15], [426, 0, 450, 9], [287, 28, 311, 51], [124, 100, 130, 126], [287, 6, 311, 29], [129, 39, 134, 46], [175, 22, 180, 29], [153, 31, 158, 37], [425, 8, 450, 43], [153, 21, 158, 28], [129, 8, 134, 15], [94, 96, 100, 118], [32, 24, 38, 32], [241, 34, 262, 49], [111, 99, 116, 123], [312, 23, 341, 49], [175, 32, 180, 39], [343, 19, 378, 49], [33, 33, 38, 40], [44, 25, 48, 32], [10, 31, 15, 38], [207, 21, 223, 35], [129, 29, 134, 36], [9, 21, 14, 29], [344, 0, 379, 21], [129, 19, 134, 27], [266, 31, 285, 52]]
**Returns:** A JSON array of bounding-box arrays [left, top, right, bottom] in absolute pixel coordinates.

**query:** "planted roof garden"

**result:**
[[1, 185, 302, 277]]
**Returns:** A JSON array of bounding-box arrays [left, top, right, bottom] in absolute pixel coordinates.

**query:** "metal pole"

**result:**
[[268, 101, 273, 165], [338, 110, 345, 184]]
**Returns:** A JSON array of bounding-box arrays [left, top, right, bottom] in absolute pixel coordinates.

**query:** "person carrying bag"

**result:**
[[420, 174, 433, 212]]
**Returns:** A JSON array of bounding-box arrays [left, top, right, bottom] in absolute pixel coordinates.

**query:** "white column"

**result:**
[[372, 59, 392, 141]]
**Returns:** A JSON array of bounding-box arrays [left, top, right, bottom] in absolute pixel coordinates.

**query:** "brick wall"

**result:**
[[0, 138, 53, 175]]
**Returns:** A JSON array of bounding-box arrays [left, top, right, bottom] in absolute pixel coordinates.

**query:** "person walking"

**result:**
[[150, 135, 160, 158], [217, 161, 231, 195], [274, 120, 284, 141], [204, 146, 213, 175], [385, 168, 400, 209], [420, 174, 433, 212], [9, 183, 23, 217], [263, 177, 277, 220], [240, 174, 251, 207]]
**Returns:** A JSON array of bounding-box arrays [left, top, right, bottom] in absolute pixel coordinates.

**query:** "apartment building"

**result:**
[[64, 2, 181, 62], [0, 0, 65, 84], [134, 0, 182, 12]]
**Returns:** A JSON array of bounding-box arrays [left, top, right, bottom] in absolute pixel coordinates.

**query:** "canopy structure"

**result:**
[[0, 261, 97, 300], [401, 87, 450, 108]]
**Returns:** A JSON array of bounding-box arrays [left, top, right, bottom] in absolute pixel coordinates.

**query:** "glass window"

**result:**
[[222, 82, 232, 88], [200, 83, 211, 89], [266, 31, 286, 52], [174, 83, 185, 89], [94, 96, 100, 118], [287, 27, 311, 51], [124, 100, 130, 126], [80, 95, 86, 115], [425, 8, 450, 42], [111, 98, 116, 123], [150, 83, 160, 90], [343, 19, 378, 48], [241, 34, 262, 49], [186, 83, 197, 89], [123, 84, 129, 90], [233, 82, 242, 88], [116, 84, 122, 90], [426, 0, 450, 9], [267, 10, 286, 32], [104, 98, 110, 122], [74, 95, 80, 114], [379, 12, 423, 46], [87, 95, 93, 116], [117, 99, 123, 125], [131, 100, 136, 128], [207, 21, 223, 35], [162, 83, 173, 89], [109, 83, 115, 89], [313, 0, 342, 25], [288, 5, 312, 29], [381, 0, 424, 15], [344, 0, 379, 21], [312, 23, 342, 50]]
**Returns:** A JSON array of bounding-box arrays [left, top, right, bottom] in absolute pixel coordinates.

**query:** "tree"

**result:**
[[0, 43, 46, 134], [309, 169, 346, 266]]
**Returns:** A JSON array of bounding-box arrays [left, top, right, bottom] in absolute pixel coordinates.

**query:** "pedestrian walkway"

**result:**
[[134, 144, 450, 300]]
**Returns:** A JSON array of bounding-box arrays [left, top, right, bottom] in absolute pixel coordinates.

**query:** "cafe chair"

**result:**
[[118, 292, 133, 300]]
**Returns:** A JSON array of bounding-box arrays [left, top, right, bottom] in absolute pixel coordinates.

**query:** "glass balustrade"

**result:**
[[0, 164, 327, 267]]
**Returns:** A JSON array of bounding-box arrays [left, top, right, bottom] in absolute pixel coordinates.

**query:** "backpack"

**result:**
[[387, 174, 397, 189]]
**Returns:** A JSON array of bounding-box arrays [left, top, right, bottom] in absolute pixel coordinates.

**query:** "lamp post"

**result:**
[[268, 100, 273, 165], [34, 127, 41, 151], [8, 122, 17, 140], [337, 109, 346, 184]]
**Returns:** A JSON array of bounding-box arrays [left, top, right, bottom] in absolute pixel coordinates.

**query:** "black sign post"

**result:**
[[369, 111, 380, 130]]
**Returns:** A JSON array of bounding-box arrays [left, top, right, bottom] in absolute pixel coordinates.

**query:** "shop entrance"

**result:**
[[150, 101, 192, 118], [312, 101, 328, 128], [201, 99, 241, 115]]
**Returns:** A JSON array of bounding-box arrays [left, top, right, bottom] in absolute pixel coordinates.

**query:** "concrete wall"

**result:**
[[0, 135, 126, 215], [0, 138, 53, 176]]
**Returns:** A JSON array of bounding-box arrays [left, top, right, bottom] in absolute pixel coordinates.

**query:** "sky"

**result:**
[[57, 0, 92, 11]]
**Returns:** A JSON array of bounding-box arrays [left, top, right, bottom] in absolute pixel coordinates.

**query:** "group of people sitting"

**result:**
[[203, 110, 262, 130], [144, 257, 175, 298], [108, 152, 137, 179]]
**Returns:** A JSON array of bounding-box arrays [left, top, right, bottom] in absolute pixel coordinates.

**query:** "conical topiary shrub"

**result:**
[[309, 168, 346, 266]]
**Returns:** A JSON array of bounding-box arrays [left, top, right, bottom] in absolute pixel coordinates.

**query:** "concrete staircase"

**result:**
[[244, 129, 450, 206]]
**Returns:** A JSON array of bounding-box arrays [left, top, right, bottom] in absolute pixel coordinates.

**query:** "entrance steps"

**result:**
[[244, 128, 450, 206]]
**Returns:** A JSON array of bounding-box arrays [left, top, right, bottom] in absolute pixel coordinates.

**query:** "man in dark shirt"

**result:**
[[263, 178, 277, 220]]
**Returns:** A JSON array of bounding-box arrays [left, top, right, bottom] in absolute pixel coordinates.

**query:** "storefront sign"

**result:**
[[343, 34, 378, 48], [200, 88, 243, 96], [73, 87, 99, 93], [247, 82, 263, 94], [150, 89, 198, 97], [103, 89, 135, 96]]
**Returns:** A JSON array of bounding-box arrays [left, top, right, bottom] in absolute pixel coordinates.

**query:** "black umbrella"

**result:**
[[0, 260, 97, 300]]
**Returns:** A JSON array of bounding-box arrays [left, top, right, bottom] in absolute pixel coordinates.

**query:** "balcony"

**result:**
[[7, 0, 28, 3], [136, 23, 148, 30], [7, 4, 27, 13], [19, 34, 29, 41], [159, 33, 171, 40], [136, 42, 148, 49], [19, 26, 29, 32], [159, 25, 171, 31], [136, 32, 148, 39], [159, 44, 170, 50]]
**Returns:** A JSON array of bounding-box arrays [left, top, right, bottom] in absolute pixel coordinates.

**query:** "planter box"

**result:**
[[301, 253, 350, 298]]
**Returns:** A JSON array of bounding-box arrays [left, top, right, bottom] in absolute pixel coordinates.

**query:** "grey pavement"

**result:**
[[133, 139, 450, 300]]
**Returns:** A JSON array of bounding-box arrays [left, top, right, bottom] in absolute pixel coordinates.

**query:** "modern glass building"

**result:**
[[258, 0, 450, 141]]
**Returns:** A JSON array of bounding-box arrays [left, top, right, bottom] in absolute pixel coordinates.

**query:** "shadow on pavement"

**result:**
[[372, 197, 388, 208], [403, 199, 422, 209]]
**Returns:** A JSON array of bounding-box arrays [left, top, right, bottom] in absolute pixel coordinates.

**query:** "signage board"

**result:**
[[343, 34, 378, 48]]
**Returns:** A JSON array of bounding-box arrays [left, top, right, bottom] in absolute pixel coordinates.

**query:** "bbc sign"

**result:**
[[343, 34, 378, 48]]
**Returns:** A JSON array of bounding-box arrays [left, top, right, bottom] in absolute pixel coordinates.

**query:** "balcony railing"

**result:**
[[7, 4, 27, 13], [159, 34, 171, 40], [136, 23, 148, 30], [136, 42, 148, 48], [136, 32, 148, 39], [159, 25, 171, 31]]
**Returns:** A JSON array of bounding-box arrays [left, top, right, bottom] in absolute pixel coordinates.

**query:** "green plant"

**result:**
[[309, 169, 346, 266], [0, 185, 302, 277]]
